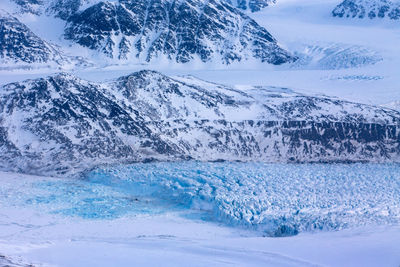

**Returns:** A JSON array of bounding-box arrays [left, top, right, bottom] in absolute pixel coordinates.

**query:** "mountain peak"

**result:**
[[333, 0, 400, 20]]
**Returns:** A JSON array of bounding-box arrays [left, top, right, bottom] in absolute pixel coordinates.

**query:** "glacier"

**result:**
[[3, 162, 400, 237], [86, 162, 400, 236]]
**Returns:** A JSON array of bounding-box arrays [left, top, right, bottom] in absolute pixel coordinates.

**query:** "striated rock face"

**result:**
[[64, 0, 294, 64], [0, 11, 65, 65], [224, 0, 275, 12], [333, 0, 400, 20], [1, 70, 399, 176]]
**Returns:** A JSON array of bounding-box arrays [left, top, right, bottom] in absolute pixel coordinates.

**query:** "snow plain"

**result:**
[[1, 0, 400, 266]]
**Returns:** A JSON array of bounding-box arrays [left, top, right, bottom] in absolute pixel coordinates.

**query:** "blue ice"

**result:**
[[18, 162, 400, 236]]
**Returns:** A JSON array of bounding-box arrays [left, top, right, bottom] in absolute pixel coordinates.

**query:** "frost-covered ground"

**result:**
[[1, 163, 400, 266]]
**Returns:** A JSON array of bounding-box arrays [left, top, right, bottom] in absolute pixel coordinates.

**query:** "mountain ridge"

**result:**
[[333, 0, 400, 20], [1, 70, 399, 176]]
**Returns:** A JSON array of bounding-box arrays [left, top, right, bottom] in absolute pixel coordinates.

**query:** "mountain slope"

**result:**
[[64, 0, 293, 64], [0, 71, 399, 176], [333, 0, 400, 20], [0, 10, 68, 68], [0, 72, 179, 175]]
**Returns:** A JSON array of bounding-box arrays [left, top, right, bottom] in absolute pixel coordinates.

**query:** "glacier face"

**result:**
[[0, 70, 399, 176], [86, 162, 400, 236], [333, 0, 400, 20], [5, 162, 399, 237]]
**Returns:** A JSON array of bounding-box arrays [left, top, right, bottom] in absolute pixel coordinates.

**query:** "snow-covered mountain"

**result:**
[[63, 0, 293, 64], [1, 70, 399, 176], [0, 10, 69, 68], [224, 0, 275, 12], [11, 0, 277, 19], [5, 0, 293, 65], [333, 0, 400, 20]]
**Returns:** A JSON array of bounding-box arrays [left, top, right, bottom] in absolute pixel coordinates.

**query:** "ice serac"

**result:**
[[64, 0, 293, 64], [0, 11, 67, 67], [333, 0, 400, 20], [224, 0, 275, 12], [1, 70, 400, 176]]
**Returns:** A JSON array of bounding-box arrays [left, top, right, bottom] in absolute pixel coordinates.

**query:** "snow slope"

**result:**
[[383, 100, 400, 111]]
